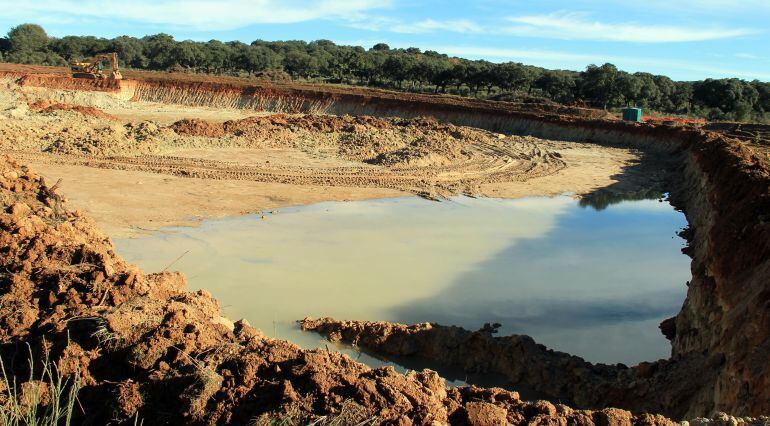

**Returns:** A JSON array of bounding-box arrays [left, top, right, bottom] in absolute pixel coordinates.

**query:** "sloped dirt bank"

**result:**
[[17, 73, 122, 93], [303, 126, 770, 419], [300, 318, 710, 418], [0, 155, 695, 425]]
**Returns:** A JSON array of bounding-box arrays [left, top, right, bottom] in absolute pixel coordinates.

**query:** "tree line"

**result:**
[[2, 23, 769, 122]]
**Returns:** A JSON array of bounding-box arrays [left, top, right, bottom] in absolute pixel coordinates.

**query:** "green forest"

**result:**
[[2, 23, 769, 122]]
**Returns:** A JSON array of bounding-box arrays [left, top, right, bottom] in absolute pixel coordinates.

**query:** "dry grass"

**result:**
[[0, 344, 80, 426], [251, 401, 379, 426]]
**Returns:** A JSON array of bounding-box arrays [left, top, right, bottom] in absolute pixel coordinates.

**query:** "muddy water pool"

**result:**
[[115, 195, 689, 377]]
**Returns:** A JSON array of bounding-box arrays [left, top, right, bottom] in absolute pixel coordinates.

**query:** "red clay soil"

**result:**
[[28, 99, 118, 120], [300, 318, 713, 419], [0, 155, 688, 425], [704, 122, 770, 144], [17, 73, 123, 93]]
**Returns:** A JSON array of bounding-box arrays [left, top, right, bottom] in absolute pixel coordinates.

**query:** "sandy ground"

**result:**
[[32, 162, 406, 238], [480, 142, 643, 198], [110, 103, 253, 124], [28, 143, 641, 238], [1, 76, 659, 238]]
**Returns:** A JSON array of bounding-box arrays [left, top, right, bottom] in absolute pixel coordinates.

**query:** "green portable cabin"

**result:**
[[622, 108, 643, 123]]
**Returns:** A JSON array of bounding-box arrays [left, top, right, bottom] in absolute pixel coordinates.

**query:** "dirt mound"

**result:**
[[0, 107, 169, 157], [42, 121, 166, 156], [300, 318, 711, 418], [171, 114, 393, 138], [368, 134, 470, 167], [170, 114, 502, 167], [0, 154, 685, 424], [28, 99, 117, 120], [704, 122, 770, 144], [704, 122, 770, 162], [169, 117, 227, 138]]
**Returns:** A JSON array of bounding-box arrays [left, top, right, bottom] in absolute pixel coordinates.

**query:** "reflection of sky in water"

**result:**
[[115, 195, 689, 369]]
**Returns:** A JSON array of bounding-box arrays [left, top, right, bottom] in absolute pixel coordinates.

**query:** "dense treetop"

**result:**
[[2, 23, 768, 122]]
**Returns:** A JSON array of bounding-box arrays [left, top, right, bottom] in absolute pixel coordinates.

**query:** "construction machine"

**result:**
[[70, 52, 123, 80]]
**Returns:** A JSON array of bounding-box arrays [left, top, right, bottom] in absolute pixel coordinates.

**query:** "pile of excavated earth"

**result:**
[[0, 66, 769, 424]]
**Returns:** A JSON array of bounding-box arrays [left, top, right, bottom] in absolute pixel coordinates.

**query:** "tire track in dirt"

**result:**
[[5, 139, 566, 197]]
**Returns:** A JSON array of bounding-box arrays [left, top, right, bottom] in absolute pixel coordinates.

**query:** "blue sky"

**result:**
[[1, 0, 768, 81]]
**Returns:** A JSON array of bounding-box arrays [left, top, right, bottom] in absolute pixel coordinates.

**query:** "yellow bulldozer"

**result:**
[[70, 52, 123, 80]]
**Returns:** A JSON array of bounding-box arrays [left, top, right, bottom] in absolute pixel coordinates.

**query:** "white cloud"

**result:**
[[504, 12, 756, 43], [734, 53, 767, 61], [347, 17, 482, 34], [639, 0, 770, 13], [0, 0, 391, 31], [346, 9, 756, 42], [437, 46, 601, 64], [398, 19, 483, 34]]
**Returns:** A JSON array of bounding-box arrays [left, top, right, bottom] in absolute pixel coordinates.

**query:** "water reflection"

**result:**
[[390, 199, 689, 364], [579, 188, 665, 211], [114, 195, 689, 368]]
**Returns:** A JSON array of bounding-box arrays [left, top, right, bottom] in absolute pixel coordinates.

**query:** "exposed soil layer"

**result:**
[[704, 122, 770, 163], [0, 155, 693, 425], [28, 99, 118, 120], [299, 319, 708, 418], [0, 63, 610, 119], [1, 66, 769, 421]]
